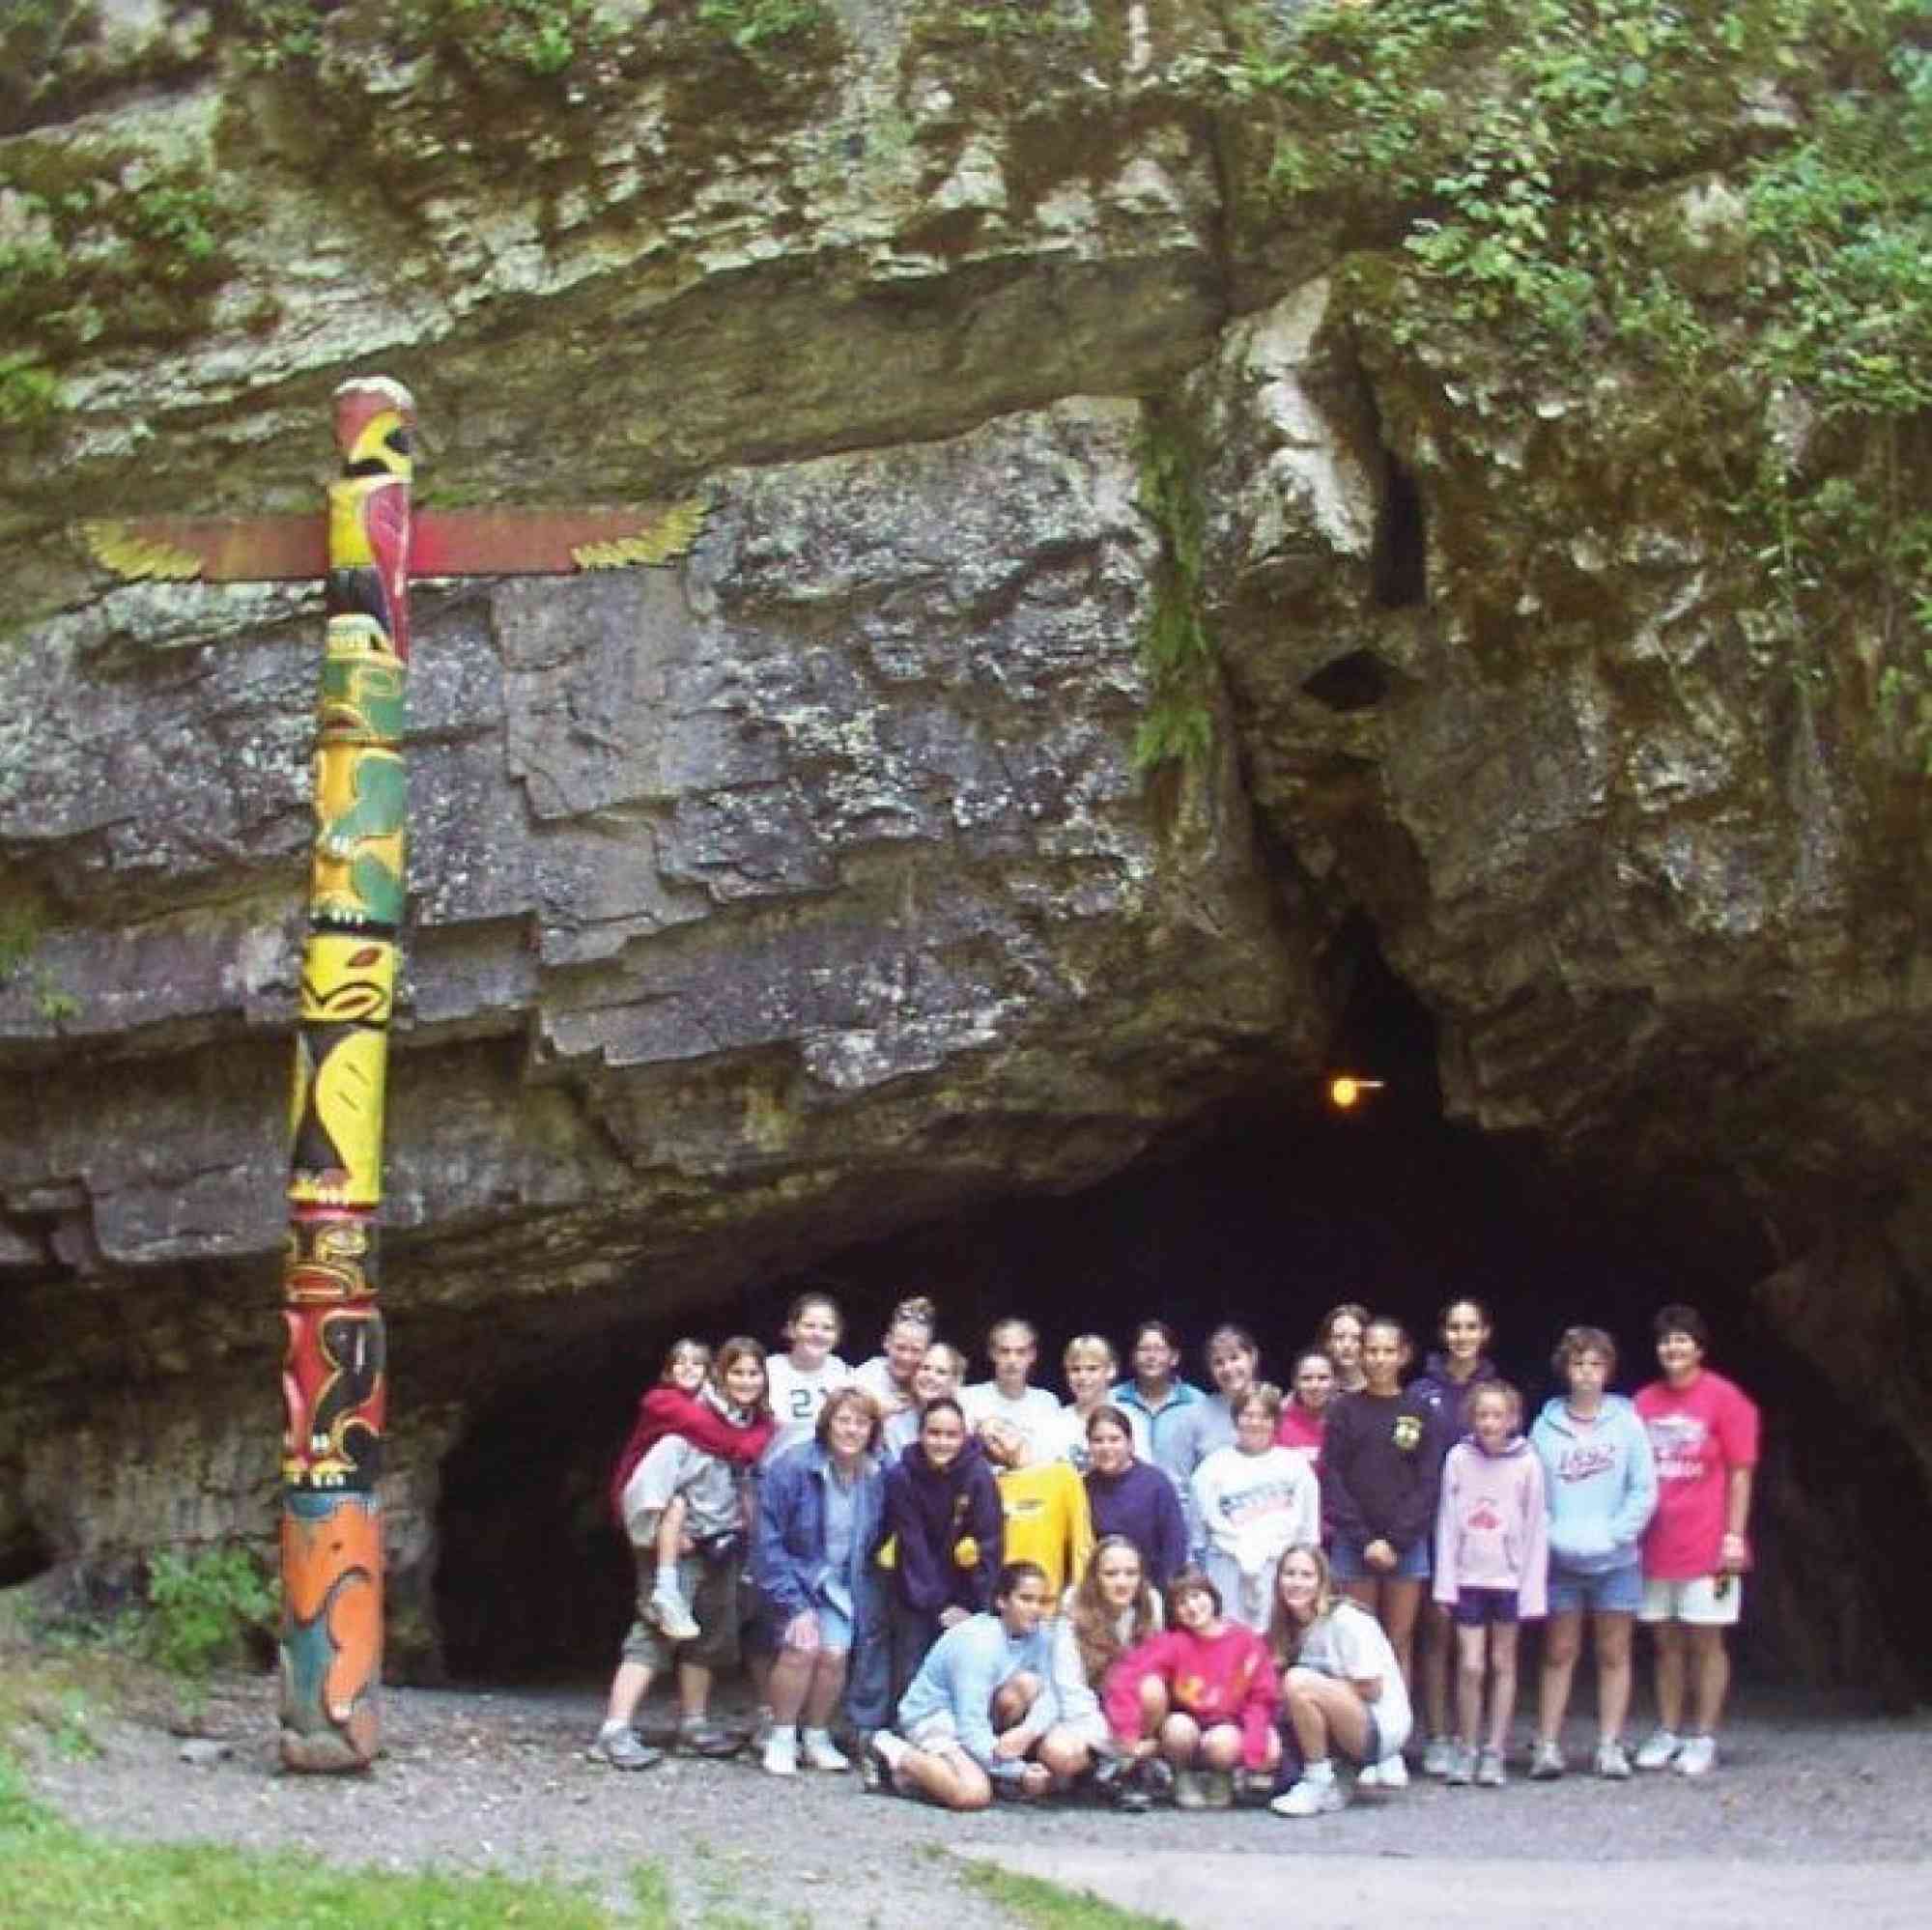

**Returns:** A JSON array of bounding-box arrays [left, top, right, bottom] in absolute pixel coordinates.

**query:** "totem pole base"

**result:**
[[277, 1488, 383, 1773]]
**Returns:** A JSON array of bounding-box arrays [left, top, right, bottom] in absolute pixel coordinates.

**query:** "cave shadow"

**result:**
[[429, 932, 1929, 1707]]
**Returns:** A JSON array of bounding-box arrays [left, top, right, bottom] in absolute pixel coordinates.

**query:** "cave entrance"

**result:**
[[431, 934, 1926, 1704]]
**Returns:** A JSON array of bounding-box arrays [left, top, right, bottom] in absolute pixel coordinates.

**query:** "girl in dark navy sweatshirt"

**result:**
[[879, 1396, 1004, 1709], [1082, 1404, 1190, 1589], [1321, 1317, 1452, 1763]]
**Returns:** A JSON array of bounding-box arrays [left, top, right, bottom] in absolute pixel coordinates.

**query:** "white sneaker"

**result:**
[[1374, 1752, 1408, 1789], [1634, 1727, 1682, 1771], [647, 1591, 700, 1644], [1673, 1735, 1719, 1777], [800, 1730, 850, 1772], [1421, 1734, 1456, 1778], [761, 1731, 799, 1777], [1529, 1739, 1566, 1780], [1270, 1774, 1345, 1817], [1356, 1761, 1380, 1789], [1594, 1737, 1633, 1780]]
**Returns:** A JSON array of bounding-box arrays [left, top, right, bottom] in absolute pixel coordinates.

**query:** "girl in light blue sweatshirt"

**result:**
[[1528, 1325, 1659, 1779], [869, 1561, 1091, 1809]]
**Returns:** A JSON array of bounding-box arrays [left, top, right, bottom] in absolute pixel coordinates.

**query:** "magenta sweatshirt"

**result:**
[[1432, 1435, 1549, 1618]]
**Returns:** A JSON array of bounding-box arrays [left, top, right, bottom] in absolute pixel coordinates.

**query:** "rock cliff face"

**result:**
[[3, 1, 1928, 1687]]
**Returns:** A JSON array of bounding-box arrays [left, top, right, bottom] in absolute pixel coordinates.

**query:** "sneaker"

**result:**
[[1174, 1768, 1209, 1810], [647, 1591, 700, 1644], [1356, 1761, 1380, 1790], [1444, 1744, 1475, 1786], [1474, 1746, 1506, 1788], [748, 1707, 776, 1754], [677, 1719, 741, 1758], [1141, 1758, 1177, 1804], [1235, 1768, 1276, 1805], [1634, 1727, 1682, 1771], [1529, 1739, 1566, 1780], [1270, 1774, 1345, 1818], [761, 1731, 799, 1777], [1202, 1770, 1235, 1809], [1594, 1737, 1633, 1780], [1422, 1734, 1457, 1778], [800, 1731, 850, 1772], [1374, 1752, 1408, 1789], [587, 1722, 663, 1771], [1673, 1735, 1719, 1777]]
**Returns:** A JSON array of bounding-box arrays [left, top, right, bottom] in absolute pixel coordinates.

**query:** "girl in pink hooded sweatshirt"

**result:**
[[1432, 1379, 1548, 1788]]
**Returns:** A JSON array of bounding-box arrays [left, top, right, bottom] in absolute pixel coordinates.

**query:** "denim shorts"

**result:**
[[1547, 1559, 1643, 1617], [1330, 1538, 1430, 1582], [1451, 1585, 1519, 1628]]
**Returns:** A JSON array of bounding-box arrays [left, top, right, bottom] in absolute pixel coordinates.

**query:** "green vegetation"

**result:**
[[696, 0, 827, 53], [0, 900, 79, 1025], [140, 1547, 278, 1698], [958, 1858, 1185, 1929], [393, 0, 612, 80], [0, 146, 235, 359], [230, 0, 330, 73], [1132, 409, 1217, 779], [1231, 0, 1932, 761], [0, 1755, 617, 1930]]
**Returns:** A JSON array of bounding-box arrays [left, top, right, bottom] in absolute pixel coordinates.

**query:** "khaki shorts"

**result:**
[[621, 1552, 742, 1670], [1639, 1574, 1742, 1628]]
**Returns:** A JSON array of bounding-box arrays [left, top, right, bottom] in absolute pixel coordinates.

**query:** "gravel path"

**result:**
[[20, 1673, 1932, 1926]]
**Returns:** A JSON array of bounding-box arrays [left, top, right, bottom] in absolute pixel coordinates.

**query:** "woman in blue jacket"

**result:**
[[752, 1385, 887, 1777], [1527, 1325, 1659, 1779]]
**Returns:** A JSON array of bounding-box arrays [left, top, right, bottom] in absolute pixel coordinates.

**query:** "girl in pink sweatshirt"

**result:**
[[1432, 1380, 1548, 1788], [1103, 1569, 1280, 1807]]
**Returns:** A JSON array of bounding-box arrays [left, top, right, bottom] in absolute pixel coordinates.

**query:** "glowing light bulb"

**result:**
[[1327, 1075, 1385, 1110]]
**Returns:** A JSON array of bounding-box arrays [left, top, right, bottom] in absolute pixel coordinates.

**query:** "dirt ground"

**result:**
[[19, 1671, 1932, 1927]]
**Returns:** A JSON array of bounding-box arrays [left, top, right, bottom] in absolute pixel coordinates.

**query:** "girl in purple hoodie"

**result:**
[[1432, 1379, 1548, 1788], [879, 1396, 1004, 1709]]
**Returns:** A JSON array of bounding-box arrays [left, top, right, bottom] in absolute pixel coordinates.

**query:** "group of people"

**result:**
[[589, 1290, 1760, 1816]]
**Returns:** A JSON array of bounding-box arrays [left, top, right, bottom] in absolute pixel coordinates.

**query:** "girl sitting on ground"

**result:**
[[1268, 1543, 1413, 1816], [1432, 1378, 1548, 1788], [1055, 1535, 1164, 1808], [1102, 1568, 1280, 1809], [869, 1561, 1088, 1809]]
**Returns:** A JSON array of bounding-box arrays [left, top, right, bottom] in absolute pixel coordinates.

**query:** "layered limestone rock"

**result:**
[[3, 1, 1929, 1682]]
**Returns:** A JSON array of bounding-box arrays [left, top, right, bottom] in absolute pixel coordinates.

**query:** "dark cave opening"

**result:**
[[431, 926, 1930, 1708]]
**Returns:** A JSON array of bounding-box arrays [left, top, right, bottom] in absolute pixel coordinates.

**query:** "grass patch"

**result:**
[[957, 1857, 1185, 1930], [0, 1764, 618, 1929]]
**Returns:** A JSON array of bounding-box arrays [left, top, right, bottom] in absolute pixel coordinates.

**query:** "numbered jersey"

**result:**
[[763, 1353, 853, 1463]]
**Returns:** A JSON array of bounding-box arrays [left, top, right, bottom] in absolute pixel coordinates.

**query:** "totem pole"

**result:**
[[80, 378, 703, 1771]]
